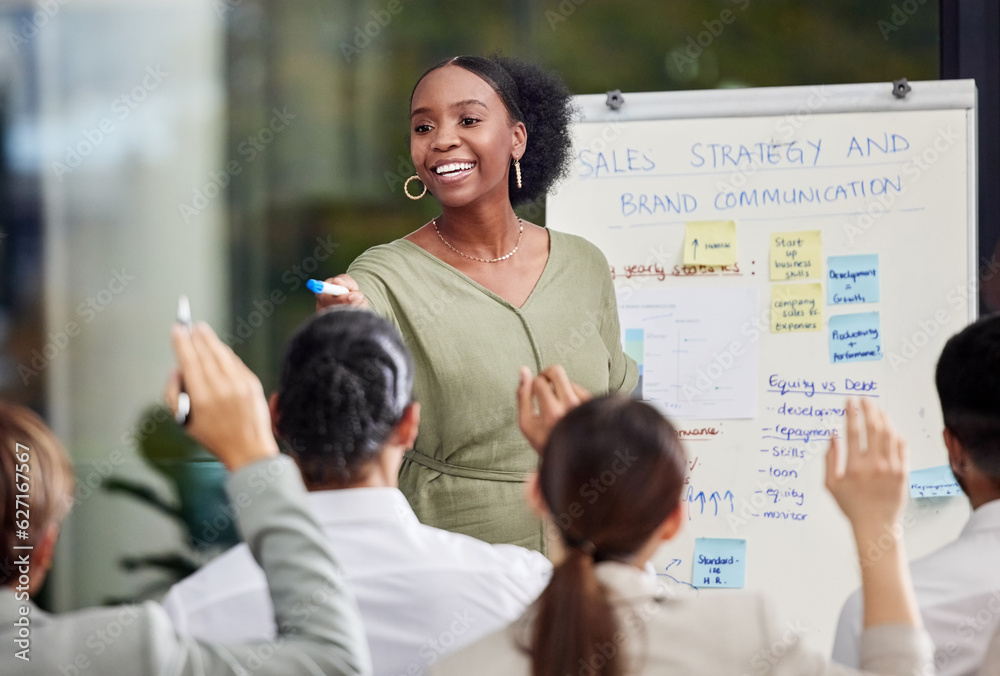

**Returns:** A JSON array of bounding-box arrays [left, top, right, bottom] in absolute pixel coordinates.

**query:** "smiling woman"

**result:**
[[315, 55, 638, 553]]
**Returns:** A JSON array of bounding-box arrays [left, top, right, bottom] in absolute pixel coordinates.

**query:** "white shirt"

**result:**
[[832, 499, 1000, 676], [163, 487, 552, 676]]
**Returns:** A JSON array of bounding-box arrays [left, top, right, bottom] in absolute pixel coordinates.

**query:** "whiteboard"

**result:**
[[547, 80, 977, 652]]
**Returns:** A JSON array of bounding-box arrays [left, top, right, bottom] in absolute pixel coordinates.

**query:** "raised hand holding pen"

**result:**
[[164, 322, 279, 471], [174, 295, 192, 425]]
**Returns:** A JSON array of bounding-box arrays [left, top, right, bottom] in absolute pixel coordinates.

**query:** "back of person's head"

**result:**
[[276, 307, 414, 488], [936, 313, 1000, 482], [411, 54, 574, 208], [529, 396, 687, 676], [0, 401, 74, 587]]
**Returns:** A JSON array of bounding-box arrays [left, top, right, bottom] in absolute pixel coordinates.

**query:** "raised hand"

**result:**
[[516, 365, 592, 454], [825, 397, 909, 533], [164, 322, 279, 471]]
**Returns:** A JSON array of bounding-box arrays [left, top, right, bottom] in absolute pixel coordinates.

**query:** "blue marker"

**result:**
[[307, 279, 349, 296]]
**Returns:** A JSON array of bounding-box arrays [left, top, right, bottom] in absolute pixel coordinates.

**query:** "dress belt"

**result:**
[[403, 448, 532, 483]]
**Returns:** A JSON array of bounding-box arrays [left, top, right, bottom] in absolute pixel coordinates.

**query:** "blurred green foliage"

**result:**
[[101, 405, 238, 603]]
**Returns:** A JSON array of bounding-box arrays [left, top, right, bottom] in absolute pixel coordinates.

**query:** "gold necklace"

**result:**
[[433, 218, 524, 263]]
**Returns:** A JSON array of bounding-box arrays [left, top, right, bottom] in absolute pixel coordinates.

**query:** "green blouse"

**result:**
[[348, 229, 638, 552]]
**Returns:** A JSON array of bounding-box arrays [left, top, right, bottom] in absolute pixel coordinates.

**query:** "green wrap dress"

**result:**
[[348, 229, 638, 552]]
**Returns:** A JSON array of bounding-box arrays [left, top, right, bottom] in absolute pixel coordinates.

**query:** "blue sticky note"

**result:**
[[624, 328, 644, 376], [693, 538, 746, 588], [829, 312, 882, 364], [828, 254, 880, 305], [910, 465, 962, 498]]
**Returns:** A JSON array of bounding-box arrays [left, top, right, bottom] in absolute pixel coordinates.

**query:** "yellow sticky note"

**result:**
[[684, 220, 738, 266], [771, 283, 823, 333], [770, 230, 822, 280]]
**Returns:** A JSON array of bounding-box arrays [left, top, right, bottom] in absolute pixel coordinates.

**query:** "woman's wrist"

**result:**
[[853, 523, 918, 628], [852, 523, 903, 566]]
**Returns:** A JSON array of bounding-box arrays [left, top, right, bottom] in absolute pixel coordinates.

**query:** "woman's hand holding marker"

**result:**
[[306, 279, 349, 296], [313, 273, 369, 311]]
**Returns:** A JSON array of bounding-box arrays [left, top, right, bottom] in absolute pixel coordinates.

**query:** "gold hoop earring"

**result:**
[[404, 175, 426, 200], [514, 159, 522, 189]]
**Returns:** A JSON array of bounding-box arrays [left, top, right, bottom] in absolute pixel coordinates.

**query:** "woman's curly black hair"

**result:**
[[275, 307, 414, 488], [412, 55, 575, 208]]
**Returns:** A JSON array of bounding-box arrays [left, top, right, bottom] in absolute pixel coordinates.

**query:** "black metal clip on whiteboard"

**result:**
[[892, 78, 912, 99], [605, 89, 624, 110]]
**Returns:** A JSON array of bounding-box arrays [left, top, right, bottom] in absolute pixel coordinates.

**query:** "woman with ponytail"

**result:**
[[432, 366, 934, 675], [315, 56, 637, 553]]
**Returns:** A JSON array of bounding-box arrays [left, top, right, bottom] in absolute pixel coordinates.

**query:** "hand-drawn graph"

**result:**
[[618, 286, 759, 418]]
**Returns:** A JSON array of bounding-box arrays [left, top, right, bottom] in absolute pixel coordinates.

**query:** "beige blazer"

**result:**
[[432, 561, 933, 676], [0, 456, 371, 675], [980, 626, 1000, 676]]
